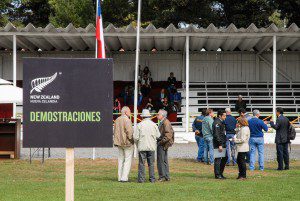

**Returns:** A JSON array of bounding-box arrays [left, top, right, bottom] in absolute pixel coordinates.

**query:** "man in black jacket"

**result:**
[[213, 110, 228, 179], [270, 107, 290, 170]]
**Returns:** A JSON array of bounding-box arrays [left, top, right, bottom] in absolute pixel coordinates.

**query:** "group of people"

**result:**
[[113, 107, 174, 183], [116, 68, 181, 115], [193, 106, 292, 180]]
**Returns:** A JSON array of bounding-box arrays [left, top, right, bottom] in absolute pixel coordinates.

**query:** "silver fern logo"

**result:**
[[30, 72, 58, 94]]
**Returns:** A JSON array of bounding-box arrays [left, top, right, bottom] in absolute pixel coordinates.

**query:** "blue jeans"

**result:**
[[249, 137, 264, 170], [226, 134, 237, 165], [203, 138, 214, 164], [195, 135, 204, 161]]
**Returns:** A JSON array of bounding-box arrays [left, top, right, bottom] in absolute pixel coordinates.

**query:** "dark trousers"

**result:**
[[237, 152, 247, 178], [276, 142, 289, 170], [214, 152, 228, 177], [138, 151, 155, 182], [157, 145, 170, 180]]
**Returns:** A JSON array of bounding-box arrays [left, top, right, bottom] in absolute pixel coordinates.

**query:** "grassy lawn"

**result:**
[[0, 159, 299, 201]]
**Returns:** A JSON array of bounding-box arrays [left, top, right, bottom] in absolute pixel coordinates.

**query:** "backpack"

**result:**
[[288, 124, 296, 141]]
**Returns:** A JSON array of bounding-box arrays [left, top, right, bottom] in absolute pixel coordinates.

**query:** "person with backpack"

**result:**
[[270, 107, 291, 170]]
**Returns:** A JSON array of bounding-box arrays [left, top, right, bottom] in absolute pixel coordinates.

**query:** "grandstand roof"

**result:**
[[0, 22, 300, 52]]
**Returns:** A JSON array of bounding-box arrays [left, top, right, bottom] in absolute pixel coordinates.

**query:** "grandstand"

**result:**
[[0, 22, 300, 144]]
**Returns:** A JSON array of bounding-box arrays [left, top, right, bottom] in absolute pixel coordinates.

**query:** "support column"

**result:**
[[13, 35, 17, 118], [185, 36, 190, 134], [272, 35, 277, 121], [133, 0, 142, 134]]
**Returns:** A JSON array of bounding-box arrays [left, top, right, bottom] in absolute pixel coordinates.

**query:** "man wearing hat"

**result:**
[[134, 109, 160, 183]]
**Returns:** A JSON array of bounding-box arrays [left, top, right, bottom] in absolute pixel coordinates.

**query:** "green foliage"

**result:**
[[269, 10, 285, 28], [49, 0, 95, 27], [0, 0, 299, 28]]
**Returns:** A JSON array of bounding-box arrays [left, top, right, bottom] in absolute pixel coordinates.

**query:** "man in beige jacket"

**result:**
[[113, 106, 134, 182], [134, 109, 160, 183]]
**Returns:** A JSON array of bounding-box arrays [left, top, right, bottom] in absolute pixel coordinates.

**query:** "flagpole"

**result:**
[[134, 0, 142, 150], [93, 0, 99, 160]]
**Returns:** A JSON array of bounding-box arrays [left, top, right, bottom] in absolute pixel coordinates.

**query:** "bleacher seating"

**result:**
[[179, 82, 300, 113]]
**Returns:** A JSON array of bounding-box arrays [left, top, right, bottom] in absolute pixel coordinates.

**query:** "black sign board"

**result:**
[[23, 58, 113, 148]]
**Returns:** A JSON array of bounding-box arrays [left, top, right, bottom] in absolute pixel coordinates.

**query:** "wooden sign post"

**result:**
[[66, 148, 74, 201]]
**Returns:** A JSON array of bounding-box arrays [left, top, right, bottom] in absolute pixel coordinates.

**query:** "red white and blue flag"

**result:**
[[96, 0, 106, 58]]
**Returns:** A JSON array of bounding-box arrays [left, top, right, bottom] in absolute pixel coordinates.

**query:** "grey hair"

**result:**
[[158, 109, 168, 118], [253, 109, 260, 116], [225, 108, 231, 113], [121, 106, 130, 115]]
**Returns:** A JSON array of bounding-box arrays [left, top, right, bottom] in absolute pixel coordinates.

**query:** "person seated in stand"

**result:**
[[167, 72, 177, 93], [158, 88, 168, 103], [143, 66, 152, 79], [145, 97, 156, 113], [140, 74, 151, 97], [113, 98, 121, 113], [235, 95, 247, 112], [159, 97, 171, 115], [171, 88, 181, 112]]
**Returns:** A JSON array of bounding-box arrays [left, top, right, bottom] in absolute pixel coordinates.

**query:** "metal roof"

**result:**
[[0, 22, 300, 52]]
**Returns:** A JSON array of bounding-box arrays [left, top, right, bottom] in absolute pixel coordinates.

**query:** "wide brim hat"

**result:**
[[140, 109, 152, 117]]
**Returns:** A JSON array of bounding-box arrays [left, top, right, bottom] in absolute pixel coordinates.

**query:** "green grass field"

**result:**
[[0, 159, 299, 201]]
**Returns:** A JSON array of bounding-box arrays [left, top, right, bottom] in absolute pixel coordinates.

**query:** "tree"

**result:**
[[18, 0, 52, 27], [274, 0, 300, 26], [49, 0, 95, 27], [131, 0, 220, 28], [212, 0, 276, 28], [102, 0, 134, 27], [0, 0, 12, 26]]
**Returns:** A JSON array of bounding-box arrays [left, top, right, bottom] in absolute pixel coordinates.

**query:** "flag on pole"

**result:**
[[96, 0, 106, 58]]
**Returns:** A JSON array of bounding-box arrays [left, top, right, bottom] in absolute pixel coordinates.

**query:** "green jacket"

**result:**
[[202, 116, 214, 140]]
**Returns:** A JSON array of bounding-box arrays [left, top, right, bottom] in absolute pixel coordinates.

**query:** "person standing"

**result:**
[[157, 109, 174, 182], [234, 118, 250, 180], [270, 107, 290, 170], [248, 110, 268, 171], [202, 109, 215, 165], [213, 110, 228, 179], [235, 95, 247, 112], [224, 108, 237, 165], [134, 109, 160, 183], [192, 109, 206, 162], [113, 106, 134, 182]]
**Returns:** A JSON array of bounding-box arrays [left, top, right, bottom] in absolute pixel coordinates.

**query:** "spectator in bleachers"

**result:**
[[248, 109, 268, 171], [202, 109, 215, 165], [235, 95, 247, 112], [142, 66, 152, 79], [234, 117, 250, 180], [121, 85, 134, 106], [224, 108, 237, 166], [159, 88, 168, 103], [140, 74, 152, 97], [270, 107, 290, 171], [238, 108, 252, 121], [192, 109, 206, 162], [159, 97, 171, 114], [167, 72, 177, 93], [113, 98, 121, 113], [145, 98, 156, 113], [213, 110, 227, 179], [169, 88, 182, 110]]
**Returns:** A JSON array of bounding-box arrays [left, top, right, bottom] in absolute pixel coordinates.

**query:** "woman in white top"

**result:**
[[234, 118, 250, 180]]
